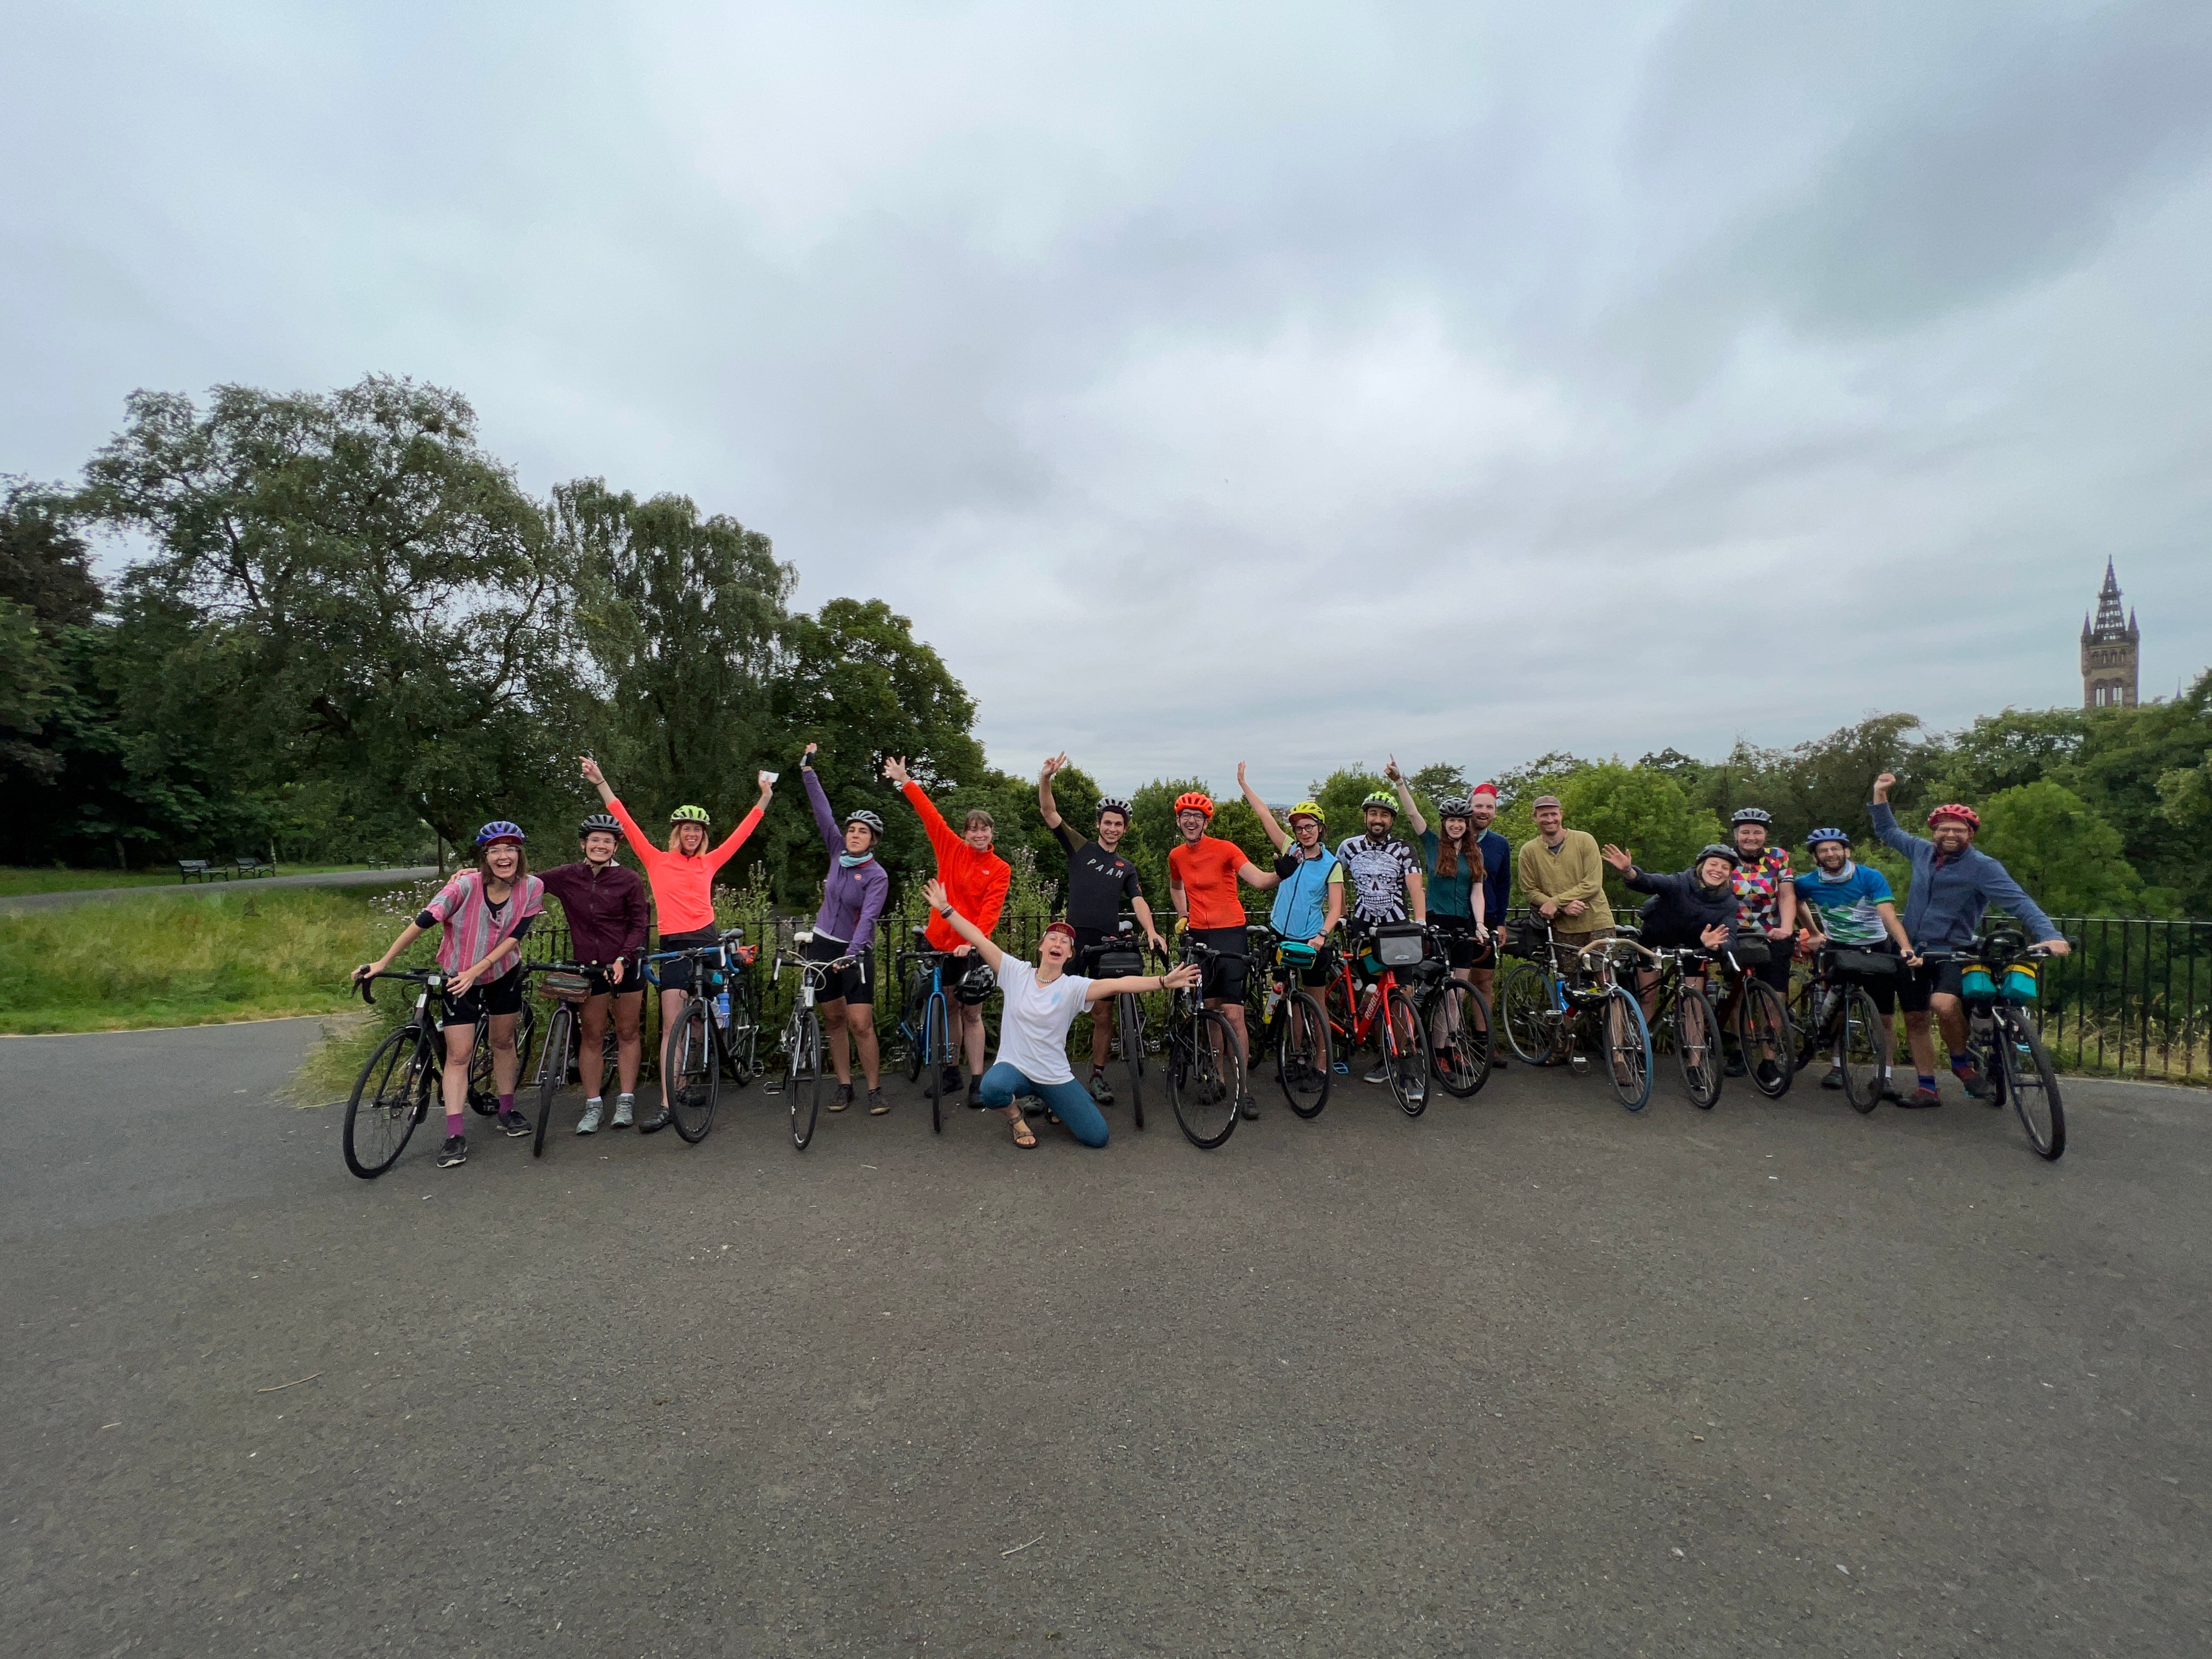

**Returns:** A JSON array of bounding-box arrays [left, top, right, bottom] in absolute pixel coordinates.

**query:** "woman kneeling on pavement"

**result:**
[[923, 878, 1198, 1149]]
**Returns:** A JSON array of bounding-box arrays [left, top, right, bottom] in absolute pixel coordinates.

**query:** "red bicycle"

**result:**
[[1318, 922, 1434, 1116]]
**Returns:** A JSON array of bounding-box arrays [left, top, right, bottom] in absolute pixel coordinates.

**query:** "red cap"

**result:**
[[1471, 782, 1499, 799], [1043, 919, 1077, 942]]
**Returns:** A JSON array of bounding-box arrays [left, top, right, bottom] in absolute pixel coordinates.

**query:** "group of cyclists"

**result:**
[[353, 747, 2072, 1169]]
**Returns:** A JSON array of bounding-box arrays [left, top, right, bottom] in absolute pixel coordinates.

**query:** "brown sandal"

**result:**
[[1010, 1116, 1039, 1149]]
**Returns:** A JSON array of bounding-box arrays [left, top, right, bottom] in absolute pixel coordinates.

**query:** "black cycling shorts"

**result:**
[[1896, 957, 1963, 1015], [651, 927, 723, 994], [440, 962, 525, 1028], [584, 954, 646, 999], [805, 931, 874, 1006], [1189, 926, 1248, 1003]]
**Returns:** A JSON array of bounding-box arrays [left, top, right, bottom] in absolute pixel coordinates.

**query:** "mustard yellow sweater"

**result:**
[[1516, 829, 1614, 930]]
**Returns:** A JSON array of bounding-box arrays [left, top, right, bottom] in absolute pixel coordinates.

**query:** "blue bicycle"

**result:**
[[896, 927, 962, 1133]]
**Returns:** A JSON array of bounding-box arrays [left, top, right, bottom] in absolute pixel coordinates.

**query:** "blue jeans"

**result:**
[[977, 1062, 1109, 1147]]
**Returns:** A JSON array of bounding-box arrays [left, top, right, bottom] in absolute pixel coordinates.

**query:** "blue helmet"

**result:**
[[475, 820, 526, 847], [1805, 826, 1850, 849]]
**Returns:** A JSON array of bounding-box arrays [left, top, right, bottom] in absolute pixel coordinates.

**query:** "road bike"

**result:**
[[1921, 927, 2067, 1160], [1494, 923, 1655, 1111], [769, 933, 858, 1151], [1254, 932, 1333, 1120], [1629, 943, 1727, 1109], [896, 928, 964, 1134], [342, 968, 532, 1178], [642, 928, 761, 1146], [1711, 938, 1796, 1100], [524, 957, 629, 1159], [1791, 945, 1897, 1113], [1078, 919, 1150, 1131], [1419, 928, 1493, 1101], [1163, 934, 1249, 1149], [1317, 921, 1436, 1119]]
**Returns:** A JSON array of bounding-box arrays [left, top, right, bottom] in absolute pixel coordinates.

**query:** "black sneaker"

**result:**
[[939, 1065, 963, 1097], [436, 1135, 469, 1168], [1819, 1066, 1846, 1091], [1238, 1093, 1260, 1121], [495, 1108, 532, 1138], [1723, 1055, 1747, 1079], [967, 1082, 987, 1111], [636, 1105, 674, 1135], [867, 1089, 890, 1116], [829, 1083, 855, 1113]]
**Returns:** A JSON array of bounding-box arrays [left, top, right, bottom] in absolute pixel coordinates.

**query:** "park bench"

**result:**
[[176, 860, 226, 884], [232, 857, 274, 879]]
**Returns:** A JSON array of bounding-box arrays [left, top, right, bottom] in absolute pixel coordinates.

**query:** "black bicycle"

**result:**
[[642, 928, 760, 1145], [1922, 927, 2067, 1160], [1417, 929, 1493, 1101], [1637, 945, 1727, 1110], [1792, 945, 1898, 1113], [1712, 938, 1796, 1100], [1079, 920, 1151, 1131], [343, 967, 533, 1178], [1255, 933, 1332, 1120], [524, 959, 635, 1159], [1165, 934, 1248, 1149], [770, 933, 857, 1151]]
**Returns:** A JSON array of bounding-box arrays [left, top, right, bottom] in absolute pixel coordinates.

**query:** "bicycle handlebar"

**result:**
[[352, 966, 446, 1007]]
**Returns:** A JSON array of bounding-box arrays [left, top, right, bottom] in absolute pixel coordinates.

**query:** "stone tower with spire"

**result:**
[[2080, 560, 2140, 709]]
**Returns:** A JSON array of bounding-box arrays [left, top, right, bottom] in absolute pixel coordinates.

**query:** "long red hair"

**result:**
[[1434, 820, 1485, 884]]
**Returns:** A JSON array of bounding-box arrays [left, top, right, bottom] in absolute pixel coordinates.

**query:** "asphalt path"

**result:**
[[5, 1021, 2207, 1656], [0, 867, 439, 913]]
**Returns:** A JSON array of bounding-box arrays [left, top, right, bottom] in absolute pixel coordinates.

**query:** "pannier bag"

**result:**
[[1830, 949, 1897, 980], [2001, 961, 2039, 1005], [1725, 937, 1771, 968], [538, 970, 592, 1002], [1960, 958, 1997, 1001], [1373, 923, 1428, 969]]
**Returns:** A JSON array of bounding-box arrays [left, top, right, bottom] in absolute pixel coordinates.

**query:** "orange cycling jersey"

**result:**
[[605, 797, 763, 935], [1170, 836, 1249, 930], [902, 780, 1011, 951]]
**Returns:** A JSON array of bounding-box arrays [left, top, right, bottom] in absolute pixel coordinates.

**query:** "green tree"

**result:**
[[1, 479, 102, 792], [1553, 761, 1723, 909], [1976, 780, 2145, 918]]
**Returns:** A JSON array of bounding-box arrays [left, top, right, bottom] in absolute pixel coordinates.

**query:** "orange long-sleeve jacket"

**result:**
[[901, 780, 1011, 951]]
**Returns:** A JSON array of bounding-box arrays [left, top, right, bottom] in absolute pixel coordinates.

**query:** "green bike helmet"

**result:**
[[1360, 791, 1397, 815], [669, 804, 712, 826]]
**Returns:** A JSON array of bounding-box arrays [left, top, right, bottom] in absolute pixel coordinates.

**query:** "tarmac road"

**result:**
[[4, 1020, 2207, 1657]]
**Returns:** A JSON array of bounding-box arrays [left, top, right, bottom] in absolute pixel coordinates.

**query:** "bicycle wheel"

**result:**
[[926, 991, 950, 1134], [1118, 993, 1147, 1131], [1674, 982, 1723, 1109], [1169, 1008, 1244, 1149], [1601, 985, 1653, 1112], [1499, 963, 1560, 1065], [1428, 980, 1492, 1099], [1839, 988, 1890, 1114], [343, 1025, 433, 1178], [1995, 1008, 2065, 1160], [1737, 980, 1795, 1099], [722, 982, 759, 1086], [788, 1008, 822, 1150], [465, 1015, 499, 1115], [667, 995, 720, 1143], [1276, 990, 1331, 1118], [1383, 986, 1432, 1118], [532, 1000, 575, 1159]]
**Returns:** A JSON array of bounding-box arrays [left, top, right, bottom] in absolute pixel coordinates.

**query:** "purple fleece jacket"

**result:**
[[804, 766, 890, 953]]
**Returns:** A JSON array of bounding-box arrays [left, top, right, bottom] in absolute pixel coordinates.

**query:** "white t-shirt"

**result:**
[[990, 957, 1093, 1086]]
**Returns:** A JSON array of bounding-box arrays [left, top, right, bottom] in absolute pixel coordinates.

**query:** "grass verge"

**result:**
[[0, 864, 402, 898]]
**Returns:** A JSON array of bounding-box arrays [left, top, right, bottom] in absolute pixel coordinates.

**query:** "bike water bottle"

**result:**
[[714, 989, 731, 1028]]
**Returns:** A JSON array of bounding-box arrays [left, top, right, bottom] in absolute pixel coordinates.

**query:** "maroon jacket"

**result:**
[[537, 860, 650, 967]]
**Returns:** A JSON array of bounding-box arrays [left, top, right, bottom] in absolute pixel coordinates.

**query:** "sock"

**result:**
[[1918, 1074, 1938, 1091], [498, 1092, 515, 1115], [446, 1112, 465, 1139], [1950, 1056, 1975, 1074], [585, 1096, 602, 1108], [618, 1092, 634, 1102]]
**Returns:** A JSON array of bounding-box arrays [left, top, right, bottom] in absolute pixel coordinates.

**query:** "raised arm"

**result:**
[[1386, 757, 1427, 838], [1237, 762, 1290, 852], [705, 775, 775, 871], [800, 749, 842, 856], [1037, 752, 1067, 832], [1086, 961, 1198, 1003], [1867, 775, 1925, 859], [887, 757, 960, 862], [925, 878, 1003, 975], [582, 757, 654, 862]]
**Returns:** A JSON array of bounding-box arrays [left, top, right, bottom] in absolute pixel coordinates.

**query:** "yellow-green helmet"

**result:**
[[669, 804, 711, 825], [1287, 800, 1326, 828]]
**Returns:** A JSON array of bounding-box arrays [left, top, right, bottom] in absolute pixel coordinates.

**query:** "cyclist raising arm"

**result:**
[[1168, 789, 1281, 1118], [1238, 763, 1343, 960], [885, 755, 1011, 1110], [354, 822, 546, 1167], [924, 878, 1198, 1150], [801, 743, 891, 1115], [1387, 757, 1488, 975], [1039, 752, 1165, 1105], [581, 755, 775, 1133]]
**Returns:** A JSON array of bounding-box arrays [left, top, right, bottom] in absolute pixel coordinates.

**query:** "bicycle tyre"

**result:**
[[1428, 980, 1492, 1099], [1276, 990, 1331, 1118], [926, 990, 949, 1134], [724, 982, 759, 1086], [1996, 1007, 2065, 1160], [1118, 993, 1147, 1131], [1499, 963, 1560, 1066], [343, 1025, 432, 1179], [532, 1000, 575, 1159], [1169, 1008, 1244, 1149], [1601, 985, 1654, 1113], [1738, 979, 1795, 1099], [1838, 988, 1889, 1113], [465, 1014, 499, 1115], [1674, 981, 1723, 1109], [668, 996, 720, 1143], [788, 1008, 822, 1150], [1383, 986, 1432, 1118]]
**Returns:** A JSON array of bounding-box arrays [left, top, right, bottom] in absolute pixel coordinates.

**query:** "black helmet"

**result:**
[[1730, 806, 1771, 826], [579, 812, 620, 840], [1695, 843, 1743, 868], [958, 960, 997, 1001]]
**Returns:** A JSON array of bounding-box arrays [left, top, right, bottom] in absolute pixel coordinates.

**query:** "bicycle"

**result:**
[[1495, 923, 1655, 1112], [1920, 927, 2067, 1160], [1254, 933, 1333, 1120], [770, 933, 858, 1151], [1790, 945, 1896, 1113], [342, 967, 532, 1177], [642, 928, 761, 1146], [1078, 921, 1150, 1131], [1163, 934, 1249, 1149], [1419, 938, 1493, 1101], [896, 928, 964, 1135], [1316, 921, 1436, 1119], [522, 957, 624, 1160], [1633, 945, 1726, 1109], [1712, 938, 1796, 1100]]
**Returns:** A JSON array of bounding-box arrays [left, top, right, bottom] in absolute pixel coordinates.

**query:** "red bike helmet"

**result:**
[[1926, 803, 1981, 831], [1173, 791, 1215, 819]]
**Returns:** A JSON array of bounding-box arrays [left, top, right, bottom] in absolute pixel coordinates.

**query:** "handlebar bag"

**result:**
[[1374, 922, 1427, 968], [539, 970, 592, 1002], [2001, 962, 2039, 1004], [1830, 949, 1898, 980], [1094, 948, 1145, 978], [1725, 937, 1771, 968]]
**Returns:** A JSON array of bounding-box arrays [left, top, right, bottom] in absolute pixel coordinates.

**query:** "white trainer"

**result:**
[[577, 1099, 604, 1135], [612, 1094, 635, 1128]]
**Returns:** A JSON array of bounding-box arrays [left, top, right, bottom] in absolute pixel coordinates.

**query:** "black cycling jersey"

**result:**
[[1053, 821, 1143, 932]]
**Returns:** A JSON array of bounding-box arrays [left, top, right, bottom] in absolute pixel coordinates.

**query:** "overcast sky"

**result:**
[[4, 1, 2208, 799]]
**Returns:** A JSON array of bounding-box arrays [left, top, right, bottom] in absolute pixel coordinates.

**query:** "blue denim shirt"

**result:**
[[1868, 802, 2060, 950]]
